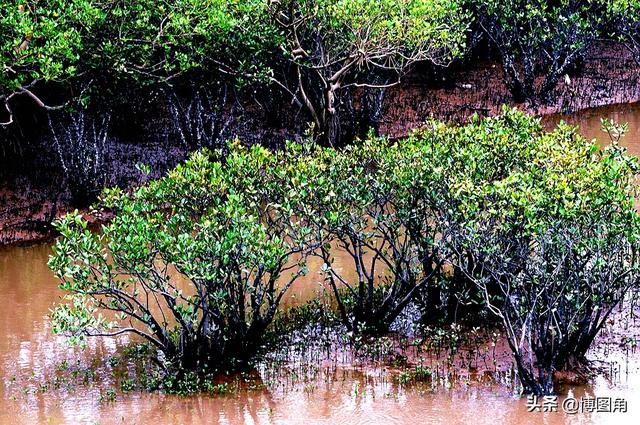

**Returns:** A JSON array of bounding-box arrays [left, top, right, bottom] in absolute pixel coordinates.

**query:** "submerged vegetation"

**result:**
[[3, 0, 640, 412], [442, 114, 640, 394], [49, 144, 316, 374], [49, 109, 640, 395]]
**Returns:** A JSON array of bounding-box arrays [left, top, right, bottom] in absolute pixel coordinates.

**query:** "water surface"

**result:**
[[3, 104, 640, 424]]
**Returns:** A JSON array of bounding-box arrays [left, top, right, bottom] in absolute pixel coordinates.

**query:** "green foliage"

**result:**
[[49, 143, 314, 373], [265, 134, 449, 333], [0, 0, 278, 123], [0, 0, 276, 88], [6, 0, 640, 132], [271, 0, 469, 142], [49, 108, 640, 394], [92, 0, 278, 83], [436, 107, 640, 394], [472, 0, 604, 103], [0, 0, 469, 136], [278, 0, 468, 61], [605, 0, 640, 64], [0, 0, 103, 92], [2, 0, 640, 126]]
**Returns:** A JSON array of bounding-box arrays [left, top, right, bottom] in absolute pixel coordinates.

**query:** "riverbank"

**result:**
[[1, 41, 639, 246], [381, 42, 640, 138]]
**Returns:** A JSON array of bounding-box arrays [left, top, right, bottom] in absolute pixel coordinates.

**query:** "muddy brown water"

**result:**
[[3, 105, 640, 424], [550, 102, 640, 152]]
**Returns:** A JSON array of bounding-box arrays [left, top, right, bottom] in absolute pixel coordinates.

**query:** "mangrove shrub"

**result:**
[[606, 0, 640, 65], [440, 112, 640, 394], [49, 109, 640, 392], [49, 144, 314, 373], [268, 0, 469, 144], [276, 138, 448, 334], [473, 0, 603, 103]]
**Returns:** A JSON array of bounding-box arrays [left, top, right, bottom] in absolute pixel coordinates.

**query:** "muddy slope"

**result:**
[[2, 42, 639, 246]]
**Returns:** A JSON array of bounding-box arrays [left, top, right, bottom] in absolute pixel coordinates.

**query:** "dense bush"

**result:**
[[0, 0, 277, 124], [49, 144, 315, 374], [0, 1, 468, 140], [268, 0, 469, 144], [0, 0, 104, 123], [430, 109, 640, 394], [50, 109, 640, 396], [275, 138, 447, 333], [606, 0, 640, 65], [472, 0, 604, 103]]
